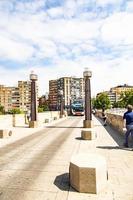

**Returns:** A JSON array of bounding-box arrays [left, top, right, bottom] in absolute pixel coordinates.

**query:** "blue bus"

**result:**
[[71, 101, 84, 116]]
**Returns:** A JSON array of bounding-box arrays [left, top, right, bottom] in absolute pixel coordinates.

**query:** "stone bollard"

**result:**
[[0, 129, 12, 138], [69, 153, 107, 194], [81, 128, 97, 140], [44, 119, 49, 123], [53, 117, 57, 120]]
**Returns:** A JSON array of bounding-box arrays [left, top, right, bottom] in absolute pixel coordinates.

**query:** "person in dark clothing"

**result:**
[[102, 110, 107, 126], [123, 105, 133, 147]]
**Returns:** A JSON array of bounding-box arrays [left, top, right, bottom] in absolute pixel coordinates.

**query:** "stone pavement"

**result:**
[[0, 116, 133, 200]]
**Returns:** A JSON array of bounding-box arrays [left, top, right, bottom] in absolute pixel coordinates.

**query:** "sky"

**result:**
[[0, 0, 133, 97]]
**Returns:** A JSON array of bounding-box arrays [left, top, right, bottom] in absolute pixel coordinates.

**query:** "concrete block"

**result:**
[[69, 153, 107, 194], [0, 129, 12, 138], [81, 128, 96, 140]]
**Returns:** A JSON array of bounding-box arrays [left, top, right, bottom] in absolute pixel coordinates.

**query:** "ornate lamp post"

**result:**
[[83, 68, 93, 128], [29, 71, 38, 128], [59, 90, 64, 118]]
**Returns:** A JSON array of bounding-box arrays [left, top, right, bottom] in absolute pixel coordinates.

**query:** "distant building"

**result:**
[[110, 84, 133, 102], [96, 84, 133, 105], [0, 85, 13, 112], [49, 80, 58, 110], [0, 80, 38, 112], [49, 77, 84, 110], [18, 81, 31, 111]]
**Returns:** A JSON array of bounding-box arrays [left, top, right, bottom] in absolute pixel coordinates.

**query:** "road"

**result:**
[[0, 116, 133, 200]]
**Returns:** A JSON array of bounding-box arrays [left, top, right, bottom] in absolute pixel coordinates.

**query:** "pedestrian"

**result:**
[[27, 110, 30, 122], [102, 110, 107, 126], [123, 104, 133, 147]]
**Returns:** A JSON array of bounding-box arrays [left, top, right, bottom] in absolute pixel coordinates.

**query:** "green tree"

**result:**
[[38, 105, 49, 112], [38, 107, 44, 113], [0, 105, 5, 114], [118, 90, 133, 108], [9, 108, 21, 114], [93, 93, 111, 110]]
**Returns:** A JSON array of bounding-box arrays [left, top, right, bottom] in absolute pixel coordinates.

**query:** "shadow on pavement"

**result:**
[[54, 173, 76, 192], [14, 125, 29, 128], [54, 173, 70, 191], [95, 116, 124, 146], [45, 126, 83, 128], [75, 137, 84, 140], [97, 145, 133, 151], [95, 116, 133, 150]]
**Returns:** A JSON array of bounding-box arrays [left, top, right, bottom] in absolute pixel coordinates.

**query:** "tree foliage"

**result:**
[[115, 90, 133, 108], [93, 93, 111, 109], [38, 105, 49, 112], [0, 105, 5, 114], [8, 108, 21, 114]]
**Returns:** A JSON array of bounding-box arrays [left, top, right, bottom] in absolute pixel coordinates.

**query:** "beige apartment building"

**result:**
[[97, 84, 133, 105], [0, 85, 13, 112], [49, 77, 84, 110], [0, 81, 33, 112], [110, 84, 133, 101], [18, 81, 31, 111]]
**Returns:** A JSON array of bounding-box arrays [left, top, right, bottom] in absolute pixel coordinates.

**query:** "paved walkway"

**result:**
[[0, 116, 133, 200]]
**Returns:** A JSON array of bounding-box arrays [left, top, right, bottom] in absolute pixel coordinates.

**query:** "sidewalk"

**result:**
[[0, 116, 133, 200]]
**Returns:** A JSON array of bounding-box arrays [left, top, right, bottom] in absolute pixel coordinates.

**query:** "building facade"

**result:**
[[97, 84, 133, 105], [49, 77, 84, 110], [0, 80, 36, 112], [0, 85, 13, 112], [18, 81, 31, 111]]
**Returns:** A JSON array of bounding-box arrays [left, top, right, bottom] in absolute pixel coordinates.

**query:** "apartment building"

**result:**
[[97, 84, 133, 105], [49, 80, 58, 110], [110, 84, 133, 101], [18, 81, 31, 110], [0, 80, 36, 112], [0, 85, 13, 112], [49, 77, 84, 110]]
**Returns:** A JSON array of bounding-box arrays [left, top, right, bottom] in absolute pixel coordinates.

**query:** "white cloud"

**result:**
[[0, 33, 35, 61], [101, 12, 133, 45], [15, 0, 46, 13], [96, 0, 123, 6], [47, 7, 64, 18], [126, 1, 133, 12], [0, 0, 133, 97]]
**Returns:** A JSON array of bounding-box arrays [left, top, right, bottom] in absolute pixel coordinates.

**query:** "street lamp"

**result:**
[[29, 71, 38, 128], [59, 90, 64, 118], [83, 68, 93, 128]]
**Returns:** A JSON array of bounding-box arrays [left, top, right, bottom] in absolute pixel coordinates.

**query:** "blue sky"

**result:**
[[0, 0, 133, 96]]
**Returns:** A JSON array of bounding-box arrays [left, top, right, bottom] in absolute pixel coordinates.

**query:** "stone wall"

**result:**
[[96, 111, 124, 135], [0, 111, 62, 128]]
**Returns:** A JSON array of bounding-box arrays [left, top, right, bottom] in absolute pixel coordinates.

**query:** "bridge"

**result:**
[[0, 114, 133, 200]]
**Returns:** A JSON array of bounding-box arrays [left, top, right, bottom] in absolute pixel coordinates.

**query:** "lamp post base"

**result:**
[[29, 121, 38, 128], [81, 128, 96, 140], [83, 120, 93, 128]]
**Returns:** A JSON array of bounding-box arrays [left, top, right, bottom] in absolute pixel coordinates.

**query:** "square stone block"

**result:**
[[69, 153, 107, 194], [0, 129, 12, 138], [81, 128, 96, 140]]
